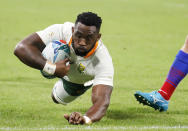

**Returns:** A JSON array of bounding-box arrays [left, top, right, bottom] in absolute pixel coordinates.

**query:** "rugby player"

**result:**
[[135, 35, 188, 112], [14, 12, 114, 125]]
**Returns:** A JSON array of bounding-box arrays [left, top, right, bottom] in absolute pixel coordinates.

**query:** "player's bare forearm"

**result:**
[[85, 84, 113, 122], [14, 33, 46, 70], [63, 85, 112, 125]]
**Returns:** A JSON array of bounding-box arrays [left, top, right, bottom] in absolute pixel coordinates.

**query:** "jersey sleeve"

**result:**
[[36, 24, 63, 45], [93, 46, 114, 87], [36, 22, 74, 45]]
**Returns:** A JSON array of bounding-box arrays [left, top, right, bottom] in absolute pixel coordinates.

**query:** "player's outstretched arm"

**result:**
[[86, 84, 113, 122], [64, 84, 112, 125], [14, 33, 46, 70]]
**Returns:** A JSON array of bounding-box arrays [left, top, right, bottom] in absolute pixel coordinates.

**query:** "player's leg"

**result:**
[[181, 35, 188, 53], [135, 35, 188, 111], [51, 79, 92, 105], [52, 79, 78, 105], [158, 36, 188, 100]]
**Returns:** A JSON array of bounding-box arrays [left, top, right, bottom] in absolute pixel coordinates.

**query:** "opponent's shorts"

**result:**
[[52, 78, 92, 105]]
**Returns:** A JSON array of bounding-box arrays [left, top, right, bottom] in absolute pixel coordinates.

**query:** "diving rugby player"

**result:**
[[14, 12, 114, 125]]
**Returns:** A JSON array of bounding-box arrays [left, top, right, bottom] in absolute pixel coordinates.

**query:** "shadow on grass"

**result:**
[[2, 104, 188, 126], [106, 107, 153, 120], [103, 107, 188, 126]]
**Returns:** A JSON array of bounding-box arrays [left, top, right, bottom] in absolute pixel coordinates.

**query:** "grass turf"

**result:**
[[0, 0, 188, 130]]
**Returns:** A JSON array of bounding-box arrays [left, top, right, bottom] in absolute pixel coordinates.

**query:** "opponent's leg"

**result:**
[[135, 36, 188, 111], [181, 35, 188, 53]]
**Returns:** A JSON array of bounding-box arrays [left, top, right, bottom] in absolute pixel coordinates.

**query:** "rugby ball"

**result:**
[[41, 40, 70, 79]]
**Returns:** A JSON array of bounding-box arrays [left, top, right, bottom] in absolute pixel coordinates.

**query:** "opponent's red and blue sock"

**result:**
[[158, 50, 188, 100]]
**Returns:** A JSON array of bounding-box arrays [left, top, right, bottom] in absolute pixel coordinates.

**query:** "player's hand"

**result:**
[[64, 112, 85, 125], [55, 58, 70, 78]]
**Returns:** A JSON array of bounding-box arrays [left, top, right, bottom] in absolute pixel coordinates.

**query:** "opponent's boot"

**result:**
[[134, 91, 169, 111]]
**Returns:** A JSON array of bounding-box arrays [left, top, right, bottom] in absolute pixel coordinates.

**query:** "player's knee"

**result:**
[[51, 93, 59, 104], [52, 81, 67, 105], [185, 35, 188, 44], [186, 35, 188, 40], [52, 80, 78, 105], [181, 36, 188, 53]]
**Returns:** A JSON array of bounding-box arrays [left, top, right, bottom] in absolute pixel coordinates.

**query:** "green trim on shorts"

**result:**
[[61, 78, 92, 96]]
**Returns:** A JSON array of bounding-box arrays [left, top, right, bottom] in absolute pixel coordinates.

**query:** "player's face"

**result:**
[[72, 22, 101, 57]]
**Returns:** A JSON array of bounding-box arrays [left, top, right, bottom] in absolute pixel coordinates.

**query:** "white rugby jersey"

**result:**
[[36, 22, 114, 86]]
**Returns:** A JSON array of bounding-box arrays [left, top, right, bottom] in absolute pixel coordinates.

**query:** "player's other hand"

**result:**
[[64, 112, 85, 125], [55, 58, 70, 78]]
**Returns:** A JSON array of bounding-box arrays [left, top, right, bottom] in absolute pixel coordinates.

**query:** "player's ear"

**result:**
[[72, 27, 74, 34], [97, 33, 101, 41]]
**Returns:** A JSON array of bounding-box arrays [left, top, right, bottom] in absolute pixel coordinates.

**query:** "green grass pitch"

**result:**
[[0, 0, 188, 130]]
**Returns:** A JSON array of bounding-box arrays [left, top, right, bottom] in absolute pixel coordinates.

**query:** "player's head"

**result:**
[[75, 12, 102, 32], [72, 12, 102, 57]]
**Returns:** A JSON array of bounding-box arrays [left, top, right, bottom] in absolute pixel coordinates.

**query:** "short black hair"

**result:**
[[75, 12, 102, 31]]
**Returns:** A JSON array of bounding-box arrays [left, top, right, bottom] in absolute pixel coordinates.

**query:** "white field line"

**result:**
[[1, 126, 188, 130]]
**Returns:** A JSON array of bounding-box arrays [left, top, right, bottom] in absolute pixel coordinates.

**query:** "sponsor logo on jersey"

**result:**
[[78, 63, 85, 73]]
